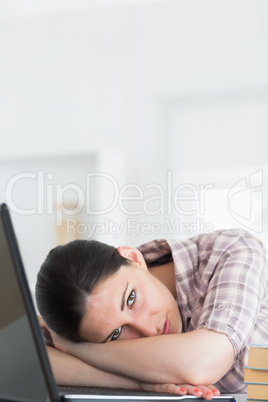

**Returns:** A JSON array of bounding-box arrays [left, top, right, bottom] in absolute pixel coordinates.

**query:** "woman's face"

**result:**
[[80, 248, 182, 343]]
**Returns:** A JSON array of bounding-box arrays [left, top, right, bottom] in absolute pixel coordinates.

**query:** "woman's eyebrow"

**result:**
[[102, 332, 113, 343], [121, 282, 129, 311], [102, 281, 129, 343]]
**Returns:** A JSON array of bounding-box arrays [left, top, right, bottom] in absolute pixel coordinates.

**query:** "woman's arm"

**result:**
[[47, 344, 220, 400], [51, 328, 234, 386], [47, 346, 140, 388], [39, 315, 139, 389], [41, 316, 220, 396]]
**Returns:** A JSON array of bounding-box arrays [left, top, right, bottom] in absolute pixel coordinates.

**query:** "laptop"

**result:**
[[0, 203, 235, 402]]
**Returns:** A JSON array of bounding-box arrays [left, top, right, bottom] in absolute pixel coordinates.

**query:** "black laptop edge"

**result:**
[[0, 203, 60, 402]]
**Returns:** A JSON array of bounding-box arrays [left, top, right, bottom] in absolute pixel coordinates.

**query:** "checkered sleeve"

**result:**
[[196, 230, 268, 361]]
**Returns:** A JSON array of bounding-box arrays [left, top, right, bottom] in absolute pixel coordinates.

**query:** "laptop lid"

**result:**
[[0, 203, 60, 402]]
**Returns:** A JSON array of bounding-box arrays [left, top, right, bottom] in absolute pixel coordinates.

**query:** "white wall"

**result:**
[[0, 0, 268, 289]]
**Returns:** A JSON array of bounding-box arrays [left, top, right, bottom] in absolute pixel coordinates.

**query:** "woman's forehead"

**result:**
[[80, 265, 144, 341], [80, 287, 121, 342], [93, 267, 127, 294]]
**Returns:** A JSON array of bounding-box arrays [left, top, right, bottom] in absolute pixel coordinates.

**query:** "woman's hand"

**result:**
[[140, 383, 220, 400], [37, 316, 74, 353], [38, 314, 47, 329]]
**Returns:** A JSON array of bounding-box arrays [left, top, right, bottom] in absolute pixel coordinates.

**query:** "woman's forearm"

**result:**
[[47, 346, 221, 400], [58, 329, 234, 386], [47, 346, 140, 389]]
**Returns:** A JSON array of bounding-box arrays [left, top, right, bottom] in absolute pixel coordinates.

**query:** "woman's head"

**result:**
[[36, 240, 182, 344], [35, 239, 131, 342]]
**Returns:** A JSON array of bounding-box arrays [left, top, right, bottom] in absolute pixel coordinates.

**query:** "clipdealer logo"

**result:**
[[227, 170, 263, 233], [5, 171, 214, 225], [65, 217, 214, 239], [5, 169, 264, 235]]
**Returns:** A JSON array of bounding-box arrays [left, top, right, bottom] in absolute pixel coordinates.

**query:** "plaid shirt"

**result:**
[[137, 229, 268, 393]]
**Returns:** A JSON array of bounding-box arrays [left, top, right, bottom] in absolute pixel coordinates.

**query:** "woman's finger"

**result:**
[[139, 382, 219, 398], [139, 383, 187, 395]]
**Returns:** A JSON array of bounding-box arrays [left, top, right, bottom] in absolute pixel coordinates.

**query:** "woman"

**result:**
[[36, 228, 268, 399]]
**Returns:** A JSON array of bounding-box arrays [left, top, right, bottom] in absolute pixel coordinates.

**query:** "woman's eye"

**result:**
[[127, 290, 136, 307], [110, 290, 135, 341], [111, 326, 122, 341]]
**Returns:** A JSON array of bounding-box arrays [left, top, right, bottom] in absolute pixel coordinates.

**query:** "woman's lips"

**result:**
[[162, 316, 171, 335]]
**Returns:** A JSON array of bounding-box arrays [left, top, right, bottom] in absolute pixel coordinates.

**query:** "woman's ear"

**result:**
[[117, 246, 147, 269]]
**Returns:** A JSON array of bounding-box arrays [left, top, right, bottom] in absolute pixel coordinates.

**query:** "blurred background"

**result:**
[[0, 0, 268, 294]]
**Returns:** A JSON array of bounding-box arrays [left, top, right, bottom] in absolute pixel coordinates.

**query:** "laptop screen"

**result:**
[[0, 207, 55, 402]]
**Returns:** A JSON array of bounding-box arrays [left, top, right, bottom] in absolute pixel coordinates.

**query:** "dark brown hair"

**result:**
[[35, 239, 130, 342]]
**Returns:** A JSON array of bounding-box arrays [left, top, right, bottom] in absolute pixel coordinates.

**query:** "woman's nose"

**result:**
[[130, 315, 158, 338]]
